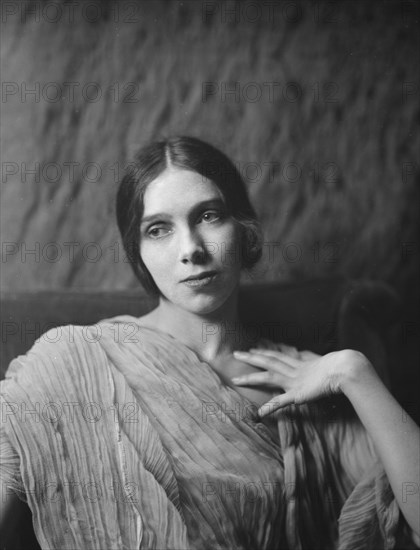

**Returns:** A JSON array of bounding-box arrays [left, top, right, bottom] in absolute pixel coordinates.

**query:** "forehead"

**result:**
[[142, 168, 223, 215]]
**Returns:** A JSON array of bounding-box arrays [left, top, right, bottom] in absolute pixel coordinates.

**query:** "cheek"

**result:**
[[222, 221, 242, 249], [205, 222, 242, 269], [139, 242, 170, 281], [207, 220, 241, 246]]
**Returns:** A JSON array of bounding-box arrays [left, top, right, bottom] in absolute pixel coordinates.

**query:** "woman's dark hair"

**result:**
[[116, 136, 262, 296]]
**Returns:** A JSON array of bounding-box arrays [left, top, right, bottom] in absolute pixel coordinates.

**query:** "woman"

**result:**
[[1, 136, 419, 549]]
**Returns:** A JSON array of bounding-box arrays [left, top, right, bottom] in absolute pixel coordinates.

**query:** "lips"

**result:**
[[181, 270, 219, 283]]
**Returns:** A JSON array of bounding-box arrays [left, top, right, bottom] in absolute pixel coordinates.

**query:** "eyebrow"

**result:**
[[140, 198, 226, 226]]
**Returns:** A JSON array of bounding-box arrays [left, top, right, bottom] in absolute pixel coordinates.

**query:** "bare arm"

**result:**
[[232, 348, 420, 541], [338, 353, 420, 543]]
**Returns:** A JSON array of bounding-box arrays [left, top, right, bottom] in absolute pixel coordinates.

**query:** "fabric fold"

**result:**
[[0, 318, 408, 549]]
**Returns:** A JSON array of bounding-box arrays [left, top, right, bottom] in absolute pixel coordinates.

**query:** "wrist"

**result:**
[[335, 349, 378, 395]]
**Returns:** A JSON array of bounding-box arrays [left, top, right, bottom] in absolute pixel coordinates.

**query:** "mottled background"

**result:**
[[1, 1, 419, 324]]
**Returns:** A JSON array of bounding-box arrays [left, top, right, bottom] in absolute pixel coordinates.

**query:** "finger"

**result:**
[[248, 348, 301, 365], [233, 352, 295, 376], [277, 343, 301, 358], [299, 350, 321, 361], [233, 351, 296, 373], [250, 344, 301, 358], [258, 392, 296, 417], [231, 371, 291, 387], [248, 348, 298, 360]]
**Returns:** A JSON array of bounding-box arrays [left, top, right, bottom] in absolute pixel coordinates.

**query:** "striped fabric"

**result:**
[[0, 316, 409, 549]]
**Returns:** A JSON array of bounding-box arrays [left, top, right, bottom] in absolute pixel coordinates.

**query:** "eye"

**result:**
[[199, 210, 222, 223], [146, 225, 171, 239]]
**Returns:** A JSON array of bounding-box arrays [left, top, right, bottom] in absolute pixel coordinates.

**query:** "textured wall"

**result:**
[[1, 0, 419, 318]]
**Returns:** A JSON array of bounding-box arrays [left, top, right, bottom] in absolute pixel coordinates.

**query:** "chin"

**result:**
[[181, 292, 231, 316], [164, 280, 238, 317], [189, 300, 227, 316]]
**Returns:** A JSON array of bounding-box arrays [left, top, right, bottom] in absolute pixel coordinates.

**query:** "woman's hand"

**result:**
[[232, 346, 420, 540], [232, 347, 372, 417]]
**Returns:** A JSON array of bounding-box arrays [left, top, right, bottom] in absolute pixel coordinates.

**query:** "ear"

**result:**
[[240, 222, 263, 268]]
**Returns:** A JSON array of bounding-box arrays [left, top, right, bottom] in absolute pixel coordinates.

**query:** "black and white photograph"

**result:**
[[1, 1, 419, 548]]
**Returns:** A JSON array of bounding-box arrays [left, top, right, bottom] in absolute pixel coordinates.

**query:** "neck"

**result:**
[[149, 288, 246, 363]]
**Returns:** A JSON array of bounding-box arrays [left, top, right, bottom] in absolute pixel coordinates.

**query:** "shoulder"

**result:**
[[2, 323, 112, 393], [94, 315, 146, 344], [1, 322, 123, 430], [6, 317, 144, 370]]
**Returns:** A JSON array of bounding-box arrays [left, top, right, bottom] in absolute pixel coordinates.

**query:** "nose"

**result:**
[[178, 227, 208, 265]]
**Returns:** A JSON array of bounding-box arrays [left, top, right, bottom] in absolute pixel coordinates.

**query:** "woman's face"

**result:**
[[139, 167, 242, 315]]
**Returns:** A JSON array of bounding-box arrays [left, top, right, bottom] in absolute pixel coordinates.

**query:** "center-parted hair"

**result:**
[[116, 136, 262, 295]]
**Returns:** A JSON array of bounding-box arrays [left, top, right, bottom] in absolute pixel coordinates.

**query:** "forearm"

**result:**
[[338, 351, 420, 539]]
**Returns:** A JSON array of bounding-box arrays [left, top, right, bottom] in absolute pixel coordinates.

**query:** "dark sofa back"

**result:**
[[1, 278, 400, 383]]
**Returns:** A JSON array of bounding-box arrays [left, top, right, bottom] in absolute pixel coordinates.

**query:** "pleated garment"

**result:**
[[0, 316, 408, 549]]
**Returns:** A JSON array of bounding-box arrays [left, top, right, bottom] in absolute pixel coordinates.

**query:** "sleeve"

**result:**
[[1, 327, 191, 550], [1, 361, 27, 503], [337, 460, 419, 550], [276, 394, 418, 550], [0, 416, 25, 501], [264, 339, 418, 549]]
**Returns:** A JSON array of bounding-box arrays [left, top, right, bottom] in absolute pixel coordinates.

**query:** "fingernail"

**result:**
[[258, 407, 268, 418], [258, 403, 277, 418], [233, 351, 247, 358], [231, 377, 242, 384]]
